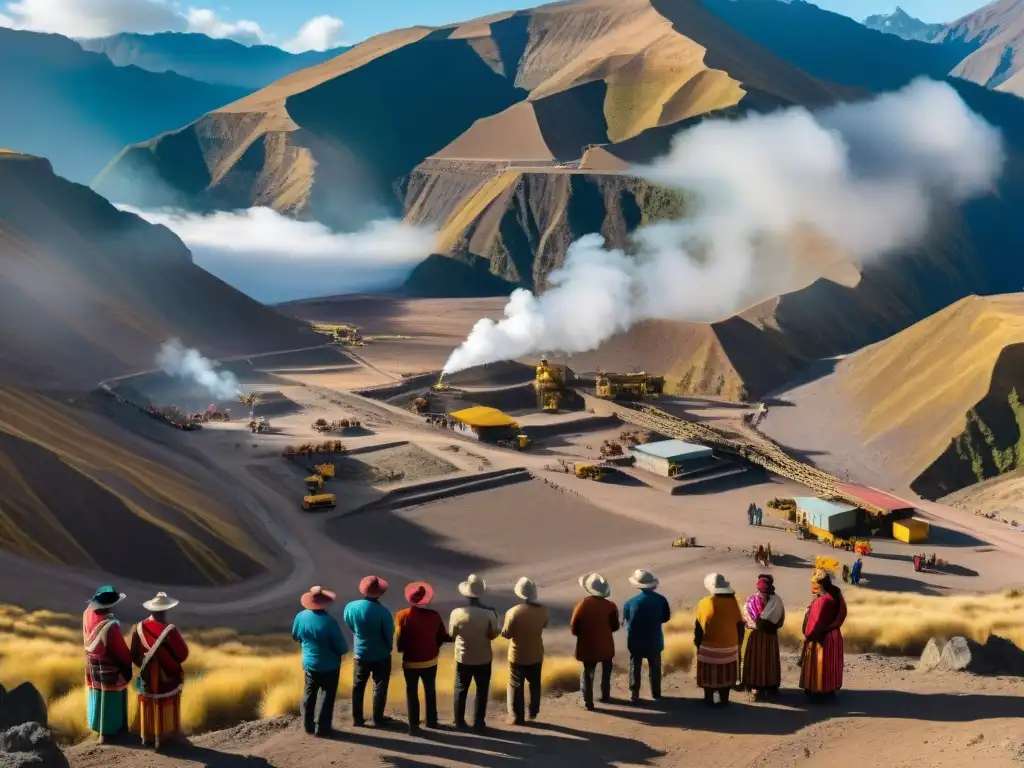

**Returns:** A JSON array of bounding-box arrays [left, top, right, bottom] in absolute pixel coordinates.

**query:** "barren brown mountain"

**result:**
[[937, 0, 1024, 95], [0, 151, 320, 585]]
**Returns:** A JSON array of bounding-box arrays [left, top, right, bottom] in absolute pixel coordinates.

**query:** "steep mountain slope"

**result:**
[[78, 32, 349, 90], [0, 28, 247, 184], [936, 0, 1024, 95], [862, 7, 945, 42], [94, 0, 845, 223], [0, 151, 318, 585], [836, 295, 1024, 499]]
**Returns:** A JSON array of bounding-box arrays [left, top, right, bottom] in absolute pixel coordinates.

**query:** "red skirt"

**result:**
[[800, 628, 844, 693], [742, 629, 781, 690]]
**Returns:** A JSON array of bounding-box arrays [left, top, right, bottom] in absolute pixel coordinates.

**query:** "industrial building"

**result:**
[[629, 439, 714, 477], [836, 483, 916, 519], [448, 406, 528, 448], [794, 497, 860, 535]]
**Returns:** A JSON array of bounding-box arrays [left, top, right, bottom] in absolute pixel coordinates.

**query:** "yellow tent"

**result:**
[[449, 406, 517, 428]]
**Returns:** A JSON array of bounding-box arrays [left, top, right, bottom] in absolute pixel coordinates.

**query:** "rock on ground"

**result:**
[[0, 685, 47, 732], [0, 722, 69, 767], [920, 635, 1024, 676]]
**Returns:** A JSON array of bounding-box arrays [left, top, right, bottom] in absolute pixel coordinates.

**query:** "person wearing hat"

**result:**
[[343, 575, 395, 727], [741, 574, 786, 700], [570, 573, 619, 710], [292, 586, 348, 737], [800, 569, 847, 699], [694, 573, 744, 706], [395, 581, 451, 734], [448, 574, 500, 731], [131, 592, 190, 748], [501, 577, 549, 724], [622, 569, 670, 702], [83, 586, 134, 743]]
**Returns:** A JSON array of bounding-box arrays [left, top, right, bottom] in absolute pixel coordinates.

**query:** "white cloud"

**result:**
[[185, 7, 265, 45], [1, 0, 184, 38], [0, 0, 342, 51], [119, 205, 437, 304], [282, 15, 344, 53]]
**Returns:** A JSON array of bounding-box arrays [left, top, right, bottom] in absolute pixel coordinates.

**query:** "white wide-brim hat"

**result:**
[[704, 572, 734, 595], [514, 577, 538, 602], [579, 573, 611, 598], [143, 591, 180, 612], [629, 569, 659, 590], [458, 574, 487, 599]]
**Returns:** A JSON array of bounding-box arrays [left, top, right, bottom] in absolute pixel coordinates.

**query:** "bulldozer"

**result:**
[[557, 459, 605, 481], [302, 493, 337, 511], [595, 371, 665, 401], [305, 474, 324, 491], [534, 359, 572, 413], [314, 463, 335, 479]]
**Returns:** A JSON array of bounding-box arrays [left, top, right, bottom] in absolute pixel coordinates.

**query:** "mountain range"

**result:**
[[862, 7, 945, 42], [2, 0, 1024, 553], [78, 32, 350, 90]]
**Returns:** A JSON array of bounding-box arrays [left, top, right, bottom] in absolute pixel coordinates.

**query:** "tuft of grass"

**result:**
[[4, 591, 1023, 743]]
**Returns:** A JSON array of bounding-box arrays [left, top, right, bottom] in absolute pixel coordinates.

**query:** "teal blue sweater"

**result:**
[[343, 598, 394, 662], [291, 609, 348, 672]]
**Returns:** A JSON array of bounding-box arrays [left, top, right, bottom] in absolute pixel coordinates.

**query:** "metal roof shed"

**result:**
[[795, 497, 859, 533], [836, 483, 916, 516], [632, 440, 712, 461], [629, 439, 713, 477]]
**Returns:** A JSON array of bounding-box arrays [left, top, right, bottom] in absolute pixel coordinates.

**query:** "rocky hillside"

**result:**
[[935, 0, 1024, 95], [0, 151, 316, 585], [94, 0, 846, 220], [79, 32, 349, 90], [0, 28, 248, 183]]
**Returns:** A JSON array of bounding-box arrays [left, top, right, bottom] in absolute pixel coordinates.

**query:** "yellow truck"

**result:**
[[302, 493, 337, 511]]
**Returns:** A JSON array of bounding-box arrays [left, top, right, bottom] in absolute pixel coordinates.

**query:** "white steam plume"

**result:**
[[155, 339, 241, 400], [119, 206, 437, 304], [442, 78, 1005, 375]]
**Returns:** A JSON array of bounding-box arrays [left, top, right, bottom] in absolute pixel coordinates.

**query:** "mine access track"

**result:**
[[590, 396, 841, 495]]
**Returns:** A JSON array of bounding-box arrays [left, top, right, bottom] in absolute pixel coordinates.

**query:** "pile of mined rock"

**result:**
[[0, 682, 67, 767], [919, 635, 1024, 676]]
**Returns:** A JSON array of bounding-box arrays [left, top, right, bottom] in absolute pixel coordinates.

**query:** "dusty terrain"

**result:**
[[66, 658, 1024, 768]]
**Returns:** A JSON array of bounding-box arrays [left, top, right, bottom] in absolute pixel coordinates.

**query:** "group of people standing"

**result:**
[[83, 586, 190, 748], [746, 502, 765, 526], [81, 566, 849, 745]]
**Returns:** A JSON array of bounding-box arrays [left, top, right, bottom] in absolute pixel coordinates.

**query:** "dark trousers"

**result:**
[[580, 660, 613, 707], [628, 653, 661, 698], [507, 661, 542, 722], [352, 657, 391, 724], [302, 668, 340, 734], [403, 666, 438, 730], [454, 662, 491, 728]]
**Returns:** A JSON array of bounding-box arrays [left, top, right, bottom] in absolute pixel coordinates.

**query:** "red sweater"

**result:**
[[395, 607, 450, 668]]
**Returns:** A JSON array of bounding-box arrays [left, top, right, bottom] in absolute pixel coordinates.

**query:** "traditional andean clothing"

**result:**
[[82, 607, 132, 737], [131, 615, 190, 746], [800, 575, 847, 695], [741, 578, 785, 693], [694, 578, 743, 692]]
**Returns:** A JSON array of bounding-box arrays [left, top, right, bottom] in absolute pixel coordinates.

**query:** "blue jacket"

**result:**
[[343, 598, 394, 662], [292, 609, 348, 672], [622, 590, 671, 656]]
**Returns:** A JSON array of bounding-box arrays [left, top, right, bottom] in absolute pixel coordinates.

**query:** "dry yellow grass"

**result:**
[[4, 591, 1021, 744]]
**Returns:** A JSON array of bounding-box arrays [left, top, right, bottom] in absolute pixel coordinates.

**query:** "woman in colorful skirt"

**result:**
[[800, 569, 847, 699], [83, 585, 133, 743], [694, 573, 744, 706], [131, 592, 190, 749], [741, 574, 786, 700]]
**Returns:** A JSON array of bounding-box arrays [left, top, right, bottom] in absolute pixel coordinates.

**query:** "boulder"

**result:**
[[0, 722, 69, 767], [0, 685, 47, 732], [927, 635, 1024, 676]]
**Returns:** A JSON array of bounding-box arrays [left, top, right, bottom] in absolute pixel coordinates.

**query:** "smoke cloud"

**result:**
[[155, 339, 241, 400], [442, 78, 1005, 375], [120, 206, 437, 304]]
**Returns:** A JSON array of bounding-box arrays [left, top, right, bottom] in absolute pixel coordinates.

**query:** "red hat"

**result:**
[[359, 575, 389, 599], [301, 585, 336, 610], [404, 581, 434, 607]]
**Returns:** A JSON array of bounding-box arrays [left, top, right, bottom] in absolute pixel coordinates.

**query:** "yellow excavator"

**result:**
[[302, 493, 337, 511]]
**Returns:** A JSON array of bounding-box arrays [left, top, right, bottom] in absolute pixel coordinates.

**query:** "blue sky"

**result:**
[[247, 0, 985, 44]]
